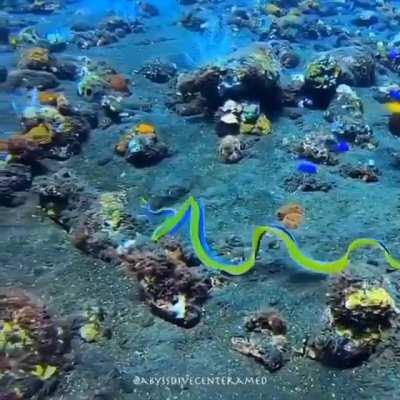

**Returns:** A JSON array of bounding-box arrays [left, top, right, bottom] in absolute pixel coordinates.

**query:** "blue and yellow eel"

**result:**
[[142, 196, 400, 276]]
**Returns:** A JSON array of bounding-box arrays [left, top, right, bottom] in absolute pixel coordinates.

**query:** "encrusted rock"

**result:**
[[306, 275, 397, 369], [0, 289, 70, 398], [4, 69, 59, 90], [122, 241, 211, 328]]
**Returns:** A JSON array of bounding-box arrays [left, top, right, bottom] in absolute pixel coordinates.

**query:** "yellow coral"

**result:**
[[23, 47, 50, 65], [24, 123, 54, 145], [265, 4, 283, 17], [79, 322, 103, 343], [335, 324, 381, 342], [255, 114, 272, 135], [345, 288, 395, 310], [240, 122, 255, 134], [100, 192, 126, 230], [241, 114, 272, 135], [31, 364, 58, 380], [135, 123, 156, 135], [0, 319, 33, 351]]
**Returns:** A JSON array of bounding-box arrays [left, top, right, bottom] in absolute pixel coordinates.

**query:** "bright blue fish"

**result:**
[[333, 140, 350, 153], [297, 161, 318, 174], [388, 49, 400, 61], [389, 89, 400, 102]]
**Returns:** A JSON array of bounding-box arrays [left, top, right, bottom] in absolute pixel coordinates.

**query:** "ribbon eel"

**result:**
[[144, 196, 400, 276]]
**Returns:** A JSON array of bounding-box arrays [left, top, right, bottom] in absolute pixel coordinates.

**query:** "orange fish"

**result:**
[[276, 203, 305, 230]]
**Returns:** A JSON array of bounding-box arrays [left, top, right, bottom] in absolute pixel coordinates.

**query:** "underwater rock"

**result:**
[[180, 9, 207, 32], [5, 69, 59, 90], [177, 45, 281, 111], [306, 333, 373, 369], [245, 310, 287, 335], [122, 240, 211, 328], [283, 174, 333, 193], [228, 7, 255, 31], [329, 277, 395, 329], [76, 57, 132, 103], [295, 134, 338, 165], [177, 67, 222, 110], [218, 135, 243, 164], [38, 170, 212, 329], [52, 59, 79, 81], [280, 76, 304, 107], [328, 47, 375, 87], [325, 85, 374, 145], [218, 46, 280, 101], [304, 55, 341, 108], [325, 85, 363, 123], [279, 48, 300, 69], [339, 163, 380, 182], [0, 65, 7, 83], [0, 163, 32, 207], [121, 132, 168, 168], [66, 102, 99, 129], [231, 336, 285, 372], [172, 96, 207, 117], [0, 289, 70, 399], [36, 169, 143, 261], [140, 61, 177, 84], [28, 0, 61, 14], [36, 169, 93, 226], [18, 47, 55, 71], [8, 98, 91, 161], [306, 275, 397, 369], [72, 17, 144, 49], [261, 10, 305, 42], [99, 16, 133, 33], [302, 16, 335, 40], [2, 136, 40, 163], [354, 11, 378, 27], [71, 21, 95, 32], [139, 1, 159, 17], [73, 30, 115, 49], [232, 310, 288, 372]]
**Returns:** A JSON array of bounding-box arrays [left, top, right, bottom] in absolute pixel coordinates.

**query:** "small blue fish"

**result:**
[[388, 49, 400, 61], [333, 140, 350, 153], [389, 89, 400, 102], [297, 161, 318, 174]]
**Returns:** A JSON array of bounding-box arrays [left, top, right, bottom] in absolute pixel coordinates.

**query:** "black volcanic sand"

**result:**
[[1, 1, 400, 399]]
